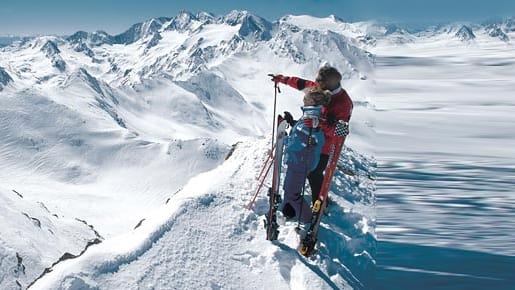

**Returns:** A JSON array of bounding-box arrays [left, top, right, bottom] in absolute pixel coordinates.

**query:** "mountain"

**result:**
[[0, 66, 12, 90], [40, 40, 67, 72], [0, 9, 379, 290], [66, 30, 114, 47], [165, 11, 213, 32], [455, 25, 476, 41], [222, 10, 274, 41], [361, 19, 515, 46], [4, 9, 515, 289], [114, 17, 171, 45], [485, 24, 510, 42], [5, 8, 515, 289]]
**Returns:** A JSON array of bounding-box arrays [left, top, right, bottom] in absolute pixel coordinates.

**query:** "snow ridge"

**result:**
[[29, 140, 376, 290]]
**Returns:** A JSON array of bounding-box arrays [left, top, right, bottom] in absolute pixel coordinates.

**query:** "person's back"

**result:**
[[285, 106, 324, 170], [281, 89, 331, 224]]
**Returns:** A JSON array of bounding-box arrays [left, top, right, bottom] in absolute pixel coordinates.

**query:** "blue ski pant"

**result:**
[[282, 152, 316, 223]]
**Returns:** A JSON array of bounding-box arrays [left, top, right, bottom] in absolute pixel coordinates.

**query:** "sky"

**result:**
[[1, 0, 515, 36]]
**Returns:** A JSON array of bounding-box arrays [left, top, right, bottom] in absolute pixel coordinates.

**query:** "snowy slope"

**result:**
[[0, 90, 231, 236], [28, 139, 376, 290], [0, 187, 100, 290]]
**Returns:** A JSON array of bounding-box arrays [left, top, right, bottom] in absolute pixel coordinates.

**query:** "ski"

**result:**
[[298, 120, 349, 256], [264, 116, 288, 241]]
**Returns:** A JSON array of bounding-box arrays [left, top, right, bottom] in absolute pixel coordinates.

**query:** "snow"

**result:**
[[0, 91, 231, 237], [1, 10, 378, 289], [4, 8, 514, 289], [370, 33, 515, 163], [280, 15, 370, 41], [3, 8, 515, 288], [6, 8, 512, 290], [28, 139, 375, 290], [0, 186, 99, 289], [368, 18, 515, 289]]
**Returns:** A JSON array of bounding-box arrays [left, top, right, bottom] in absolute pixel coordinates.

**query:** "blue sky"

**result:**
[[1, 0, 515, 36]]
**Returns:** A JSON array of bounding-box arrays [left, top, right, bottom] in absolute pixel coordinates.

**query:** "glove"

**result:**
[[283, 111, 296, 127], [270, 74, 289, 84]]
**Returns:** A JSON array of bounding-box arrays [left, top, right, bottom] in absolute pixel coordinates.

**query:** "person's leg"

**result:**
[[281, 202, 295, 219], [283, 164, 312, 223], [307, 154, 329, 204], [291, 191, 313, 223]]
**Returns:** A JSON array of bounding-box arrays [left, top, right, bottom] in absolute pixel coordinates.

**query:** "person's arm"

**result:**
[[284, 76, 317, 91], [322, 98, 353, 137], [326, 90, 353, 124], [272, 75, 317, 91]]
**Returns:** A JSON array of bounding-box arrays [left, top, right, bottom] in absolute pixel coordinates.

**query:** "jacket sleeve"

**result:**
[[321, 95, 353, 137], [285, 76, 318, 92], [334, 101, 353, 122]]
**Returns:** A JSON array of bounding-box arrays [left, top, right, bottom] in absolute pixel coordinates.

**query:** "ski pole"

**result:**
[[256, 143, 276, 181], [268, 74, 281, 153], [247, 152, 275, 210], [247, 142, 279, 210]]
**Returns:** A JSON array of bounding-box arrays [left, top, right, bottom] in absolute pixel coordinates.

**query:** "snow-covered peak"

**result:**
[[221, 10, 273, 41], [383, 23, 404, 35], [164, 10, 198, 32], [455, 25, 476, 41], [113, 17, 171, 44], [0, 35, 24, 48], [38, 39, 67, 72], [66, 30, 114, 46], [280, 14, 343, 29], [221, 9, 253, 25], [62, 67, 104, 92], [483, 16, 515, 32], [485, 24, 510, 42], [278, 14, 375, 47], [196, 11, 216, 23], [40, 39, 61, 56]]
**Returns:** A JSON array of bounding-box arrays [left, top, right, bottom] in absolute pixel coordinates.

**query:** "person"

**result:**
[[281, 88, 332, 223], [272, 66, 353, 205]]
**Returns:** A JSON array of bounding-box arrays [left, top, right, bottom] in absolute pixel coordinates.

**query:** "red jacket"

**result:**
[[284, 76, 353, 155]]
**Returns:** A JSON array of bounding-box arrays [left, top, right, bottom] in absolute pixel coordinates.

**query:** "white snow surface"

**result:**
[[0, 186, 99, 289], [28, 139, 376, 290]]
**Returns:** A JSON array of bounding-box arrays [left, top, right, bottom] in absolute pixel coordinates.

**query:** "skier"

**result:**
[[281, 88, 332, 223], [272, 66, 353, 205]]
